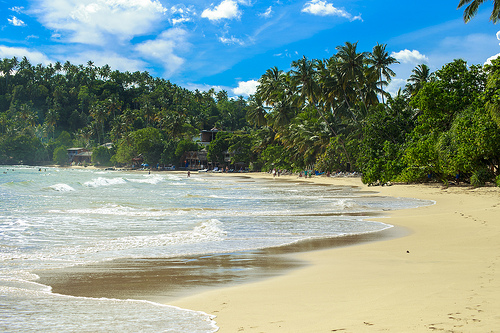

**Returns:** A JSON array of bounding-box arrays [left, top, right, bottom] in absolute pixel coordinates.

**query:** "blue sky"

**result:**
[[1, 0, 499, 97]]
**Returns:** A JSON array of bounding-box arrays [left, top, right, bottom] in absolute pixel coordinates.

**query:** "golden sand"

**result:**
[[171, 173, 500, 332]]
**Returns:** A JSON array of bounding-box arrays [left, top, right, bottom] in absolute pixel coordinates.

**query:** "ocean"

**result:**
[[0, 166, 430, 332]]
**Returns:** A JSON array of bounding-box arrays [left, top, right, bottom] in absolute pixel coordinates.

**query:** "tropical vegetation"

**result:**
[[1, 41, 499, 186], [458, 0, 500, 23]]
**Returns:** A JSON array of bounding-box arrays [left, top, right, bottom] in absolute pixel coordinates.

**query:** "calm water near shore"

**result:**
[[0, 166, 430, 332]]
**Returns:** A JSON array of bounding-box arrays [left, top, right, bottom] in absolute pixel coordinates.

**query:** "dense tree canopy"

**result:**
[[1, 43, 499, 187]]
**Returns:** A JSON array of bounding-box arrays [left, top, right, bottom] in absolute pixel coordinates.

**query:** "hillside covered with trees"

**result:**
[[1, 41, 500, 186]]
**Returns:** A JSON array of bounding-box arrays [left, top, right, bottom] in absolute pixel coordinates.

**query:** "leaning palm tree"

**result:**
[[366, 43, 399, 104], [458, 0, 500, 23]]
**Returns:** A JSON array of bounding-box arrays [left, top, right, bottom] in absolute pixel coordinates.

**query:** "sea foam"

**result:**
[[83, 177, 127, 188], [49, 184, 75, 192]]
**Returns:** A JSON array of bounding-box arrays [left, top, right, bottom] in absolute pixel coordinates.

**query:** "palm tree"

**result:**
[[90, 101, 108, 144], [45, 108, 59, 139], [257, 66, 286, 106], [336, 42, 367, 86], [404, 64, 434, 96], [319, 56, 353, 114], [361, 68, 385, 110], [335, 41, 369, 108], [290, 56, 320, 105], [0, 58, 17, 91], [246, 95, 268, 127], [458, 0, 500, 23], [367, 43, 399, 104], [290, 56, 341, 137]]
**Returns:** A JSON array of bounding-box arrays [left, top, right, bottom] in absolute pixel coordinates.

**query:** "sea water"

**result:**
[[0, 166, 430, 332]]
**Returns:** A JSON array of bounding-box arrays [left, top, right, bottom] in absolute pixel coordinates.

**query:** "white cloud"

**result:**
[[259, 6, 273, 18], [219, 36, 244, 45], [386, 78, 406, 97], [0, 46, 52, 65], [485, 53, 500, 65], [302, 0, 362, 21], [391, 49, 429, 64], [273, 49, 298, 58], [135, 28, 190, 76], [33, 0, 168, 45], [170, 5, 195, 25], [9, 6, 24, 13], [8, 16, 26, 27], [233, 79, 258, 97], [201, 0, 241, 21]]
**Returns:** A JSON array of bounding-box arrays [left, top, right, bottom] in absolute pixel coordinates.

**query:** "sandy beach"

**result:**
[[171, 173, 500, 332]]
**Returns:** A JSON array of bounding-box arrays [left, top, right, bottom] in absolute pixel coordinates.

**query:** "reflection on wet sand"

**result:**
[[36, 226, 407, 303]]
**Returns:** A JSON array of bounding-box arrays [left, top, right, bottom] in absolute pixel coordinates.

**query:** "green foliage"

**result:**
[[160, 139, 178, 166], [131, 127, 165, 165], [46, 131, 74, 161], [316, 136, 352, 172], [207, 132, 232, 164], [399, 59, 498, 186], [1, 53, 498, 188], [52, 146, 68, 165], [259, 144, 292, 171], [113, 138, 136, 165], [484, 57, 500, 129], [361, 141, 406, 185], [400, 131, 441, 182], [439, 106, 500, 178], [175, 139, 200, 160], [0, 57, 249, 165], [92, 146, 112, 166], [56, 131, 73, 148], [470, 167, 494, 187], [0, 134, 46, 165], [228, 134, 253, 165], [358, 101, 415, 184]]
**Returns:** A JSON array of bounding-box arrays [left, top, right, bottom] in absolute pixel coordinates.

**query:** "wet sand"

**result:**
[[37, 172, 500, 332], [171, 173, 500, 332], [37, 220, 406, 303]]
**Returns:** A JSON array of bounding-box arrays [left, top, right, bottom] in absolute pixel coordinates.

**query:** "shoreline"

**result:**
[[36, 173, 406, 304], [171, 173, 500, 332]]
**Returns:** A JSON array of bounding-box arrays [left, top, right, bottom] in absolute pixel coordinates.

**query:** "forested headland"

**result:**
[[1, 41, 500, 186]]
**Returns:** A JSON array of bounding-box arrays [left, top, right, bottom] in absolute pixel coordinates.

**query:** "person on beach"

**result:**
[[272, 168, 276, 177], [187, 171, 190, 177]]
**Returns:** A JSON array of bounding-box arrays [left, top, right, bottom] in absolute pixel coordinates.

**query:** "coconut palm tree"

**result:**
[[246, 95, 268, 127], [319, 56, 355, 114], [45, 108, 59, 139], [257, 66, 286, 106], [290, 56, 346, 141], [290, 56, 320, 105], [458, 0, 500, 23], [404, 64, 434, 96], [335, 41, 369, 108], [367, 43, 399, 104]]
